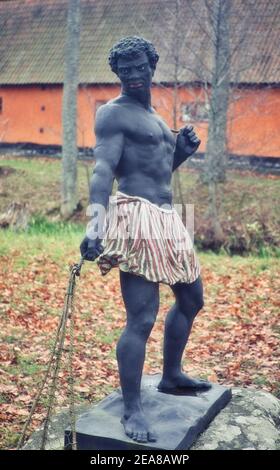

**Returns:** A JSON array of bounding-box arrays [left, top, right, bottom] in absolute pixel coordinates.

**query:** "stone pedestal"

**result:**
[[65, 374, 232, 450]]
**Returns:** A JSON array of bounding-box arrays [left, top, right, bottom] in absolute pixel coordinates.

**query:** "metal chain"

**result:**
[[40, 292, 70, 450], [67, 257, 84, 450], [17, 257, 84, 450], [16, 299, 67, 450], [66, 258, 84, 450], [67, 279, 77, 449]]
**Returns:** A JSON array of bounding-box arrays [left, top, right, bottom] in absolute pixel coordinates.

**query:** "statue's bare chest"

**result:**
[[123, 107, 174, 148]]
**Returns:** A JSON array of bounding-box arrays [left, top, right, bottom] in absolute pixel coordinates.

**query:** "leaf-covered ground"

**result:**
[[0, 232, 279, 449]]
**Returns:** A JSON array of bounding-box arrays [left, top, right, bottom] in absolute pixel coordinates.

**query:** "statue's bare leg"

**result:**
[[158, 276, 211, 392], [117, 270, 159, 443]]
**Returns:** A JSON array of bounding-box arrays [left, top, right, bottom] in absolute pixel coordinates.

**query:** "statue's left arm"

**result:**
[[172, 125, 201, 172]]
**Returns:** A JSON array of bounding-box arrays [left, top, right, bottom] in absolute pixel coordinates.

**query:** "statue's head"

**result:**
[[108, 36, 159, 75]]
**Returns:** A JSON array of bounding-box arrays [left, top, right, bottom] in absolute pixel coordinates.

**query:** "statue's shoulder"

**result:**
[[96, 97, 126, 119], [106, 95, 137, 110], [95, 98, 126, 134]]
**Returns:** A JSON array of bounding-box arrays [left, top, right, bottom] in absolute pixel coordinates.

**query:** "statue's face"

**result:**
[[117, 52, 154, 95]]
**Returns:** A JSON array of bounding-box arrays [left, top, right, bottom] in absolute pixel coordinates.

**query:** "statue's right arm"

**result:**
[[80, 104, 124, 260], [90, 104, 124, 208]]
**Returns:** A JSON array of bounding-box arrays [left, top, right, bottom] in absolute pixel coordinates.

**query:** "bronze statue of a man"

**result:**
[[80, 36, 210, 444]]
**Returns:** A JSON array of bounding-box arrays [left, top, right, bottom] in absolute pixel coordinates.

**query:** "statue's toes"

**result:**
[[132, 432, 139, 441], [198, 380, 211, 389], [136, 432, 148, 443], [148, 431, 157, 442]]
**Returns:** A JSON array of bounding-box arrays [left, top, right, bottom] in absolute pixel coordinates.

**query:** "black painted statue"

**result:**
[[80, 36, 211, 444]]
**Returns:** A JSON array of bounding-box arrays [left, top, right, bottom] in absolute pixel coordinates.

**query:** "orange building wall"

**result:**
[[0, 84, 279, 157], [227, 88, 280, 157], [0, 85, 63, 145]]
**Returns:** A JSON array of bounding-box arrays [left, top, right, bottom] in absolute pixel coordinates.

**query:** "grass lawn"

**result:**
[[0, 155, 279, 254]]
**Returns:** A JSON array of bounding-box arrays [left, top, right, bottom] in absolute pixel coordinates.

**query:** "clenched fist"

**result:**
[[175, 125, 201, 157], [80, 236, 104, 262]]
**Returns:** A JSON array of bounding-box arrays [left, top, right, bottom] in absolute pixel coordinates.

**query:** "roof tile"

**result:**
[[0, 0, 279, 85]]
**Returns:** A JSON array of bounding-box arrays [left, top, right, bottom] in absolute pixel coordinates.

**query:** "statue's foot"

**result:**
[[158, 372, 211, 393], [121, 410, 157, 443]]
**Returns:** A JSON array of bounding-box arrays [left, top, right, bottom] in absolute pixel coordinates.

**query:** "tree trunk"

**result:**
[[203, 0, 231, 184], [61, 0, 80, 219], [201, 0, 231, 247], [171, 0, 184, 207], [172, 73, 184, 206]]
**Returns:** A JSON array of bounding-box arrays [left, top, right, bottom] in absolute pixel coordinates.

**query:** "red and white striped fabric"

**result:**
[[97, 191, 200, 285]]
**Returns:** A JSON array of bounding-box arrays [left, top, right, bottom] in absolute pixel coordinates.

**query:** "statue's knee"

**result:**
[[180, 295, 204, 318], [191, 297, 204, 317], [132, 318, 155, 338], [196, 296, 204, 312]]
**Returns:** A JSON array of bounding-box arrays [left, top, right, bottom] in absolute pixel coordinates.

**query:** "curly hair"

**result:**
[[108, 36, 159, 74]]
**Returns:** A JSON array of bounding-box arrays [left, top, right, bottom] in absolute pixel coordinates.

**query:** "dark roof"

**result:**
[[0, 0, 279, 85]]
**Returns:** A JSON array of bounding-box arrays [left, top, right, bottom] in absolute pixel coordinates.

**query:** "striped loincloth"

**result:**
[[97, 191, 200, 285]]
